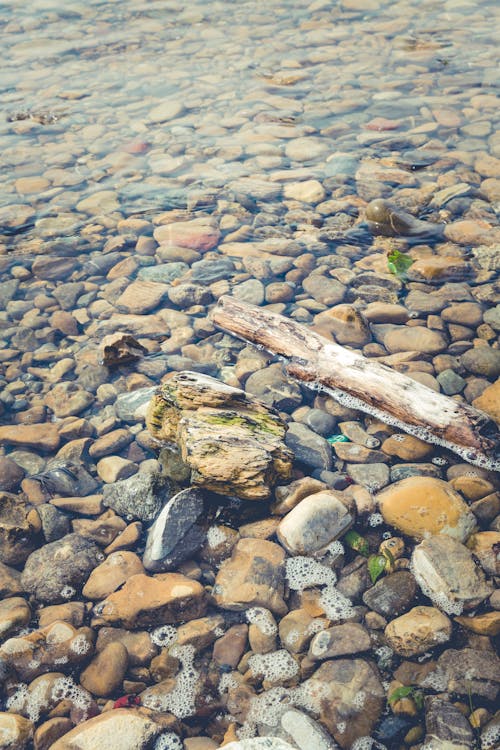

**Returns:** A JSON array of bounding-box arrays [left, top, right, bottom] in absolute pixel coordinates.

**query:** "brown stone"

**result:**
[[82, 551, 145, 599], [94, 573, 207, 628], [385, 606, 452, 657], [213, 538, 287, 615], [213, 624, 248, 668], [473, 379, 500, 425], [80, 641, 128, 697], [0, 423, 60, 451]]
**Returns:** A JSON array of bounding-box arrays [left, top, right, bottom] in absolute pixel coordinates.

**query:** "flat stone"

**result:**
[[363, 571, 417, 618], [48, 708, 160, 750], [95, 627, 157, 666], [94, 572, 207, 628], [308, 622, 371, 660], [0, 423, 60, 451], [423, 696, 475, 750], [454, 611, 500, 637], [76, 190, 120, 214], [377, 476, 476, 542], [427, 648, 500, 701], [411, 535, 493, 615], [277, 491, 352, 555], [45, 383, 94, 418], [461, 346, 500, 378], [96, 456, 138, 483], [245, 364, 302, 411], [384, 326, 448, 354], [154, 218, 220, 251], [214, 538, 287, 616], [313, 304, 371, 346], [346, 463, 390, 492], [213, 623, 248, 669], [115, 386, 157, 422], [0, 561, 23, 597], [473, 379, 500, 424], [116, 280, 169, 314], [384, 606, 452, 657], [266, 707, 338, 750], [381, 434, 433, 461], [283, 180, 326, 203], [149, 100, 184, 122]]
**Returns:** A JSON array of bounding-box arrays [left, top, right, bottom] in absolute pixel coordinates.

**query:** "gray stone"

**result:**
[[143, 488, 205, 571], [436, 368, 466, 395], [223, 740, 297, 750], [36, 503, 71, 543], [259, 708, 338, 750], [115, 386, 157, 422], [191, 257, 235, 284], [137, 262, 188, 283], [286, 423, 333, 471], [346, 463, 390, 492], [390, 463, 443, 482], [31, 459, 98, 497], [277, 491, 352, 555], [167, 282, 212, 308], [103, 471, 172, 523], [483, 304, 500, 331], [412, 535, 493, 615], [424, 696, 474, 749], [0, 279, 19, 307], [363, 571, 417, 618], [245, 364, 302, 411], [308, 623, 371, 660], [21, 533, 101, 603], [302, 275, 346, 306], [424, 648, 500, 701], [461, 346, 500, 379]]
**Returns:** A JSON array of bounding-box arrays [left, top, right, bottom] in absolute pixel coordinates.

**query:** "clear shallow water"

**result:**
[[1, 0, 499, 253]]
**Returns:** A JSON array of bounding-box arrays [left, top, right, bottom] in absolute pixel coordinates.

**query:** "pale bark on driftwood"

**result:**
[[212, 296, 500, 472]]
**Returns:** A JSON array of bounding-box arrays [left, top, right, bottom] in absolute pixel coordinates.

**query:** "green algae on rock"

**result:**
[[146, 371, 293, 501]]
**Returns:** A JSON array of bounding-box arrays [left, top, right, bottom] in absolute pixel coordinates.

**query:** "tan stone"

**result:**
[[176, 614, 225, 651], [313, 304, 371, 346], [0, 596, 31, 638], [0, 561, 23, 597], [214, 538, 287, 615], [277, 491, 353, 555], [116, 281, 169, 314], [95, 627, 157, 666], [473, 379, 500, 425], [466, 531, 500, 576], [377, 476, 476, 541], [94, 573, 207, 628], [104, 521, 142, 554], [272, 477, 326, 515], [72, 510, 126, 547], [82, 551, 145, 599], [0, 423, 60, 451], [80, 641, 128, 697], [455, 611, 500, 636], [385, 606, 452, 657], [96, 456, 138, 483], [279, 608, 326, 654], [48, 708, 159, 750], [381, 434, 433, 461], [0, 712, 34, 749], [34, 717, 74, 750], [37, 602, 86, 629]]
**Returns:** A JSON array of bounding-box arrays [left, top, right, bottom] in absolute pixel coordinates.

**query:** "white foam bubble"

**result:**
[[154, 732, 183, 750], [368, 513, 384, 527], [142, 644, 199, 719], [207, 525, 230, 548], [70, 634, 91, 655], [246, 607, 278, 636], [285, 557, 336, 591], [319, 584, 355, 621], [248, 650, 299, 684], [60, 585, 76, 599], [151, 625, 177, 648]]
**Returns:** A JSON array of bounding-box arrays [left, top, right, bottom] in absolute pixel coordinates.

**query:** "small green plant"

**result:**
[[387, 249, 414, 279], [368, 554, 387, 584], [344, 530, 369, 557], [388, 685, 424, 711]]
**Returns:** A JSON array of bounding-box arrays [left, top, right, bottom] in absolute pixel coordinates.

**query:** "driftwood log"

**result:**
[[212, 296, 500, 472]]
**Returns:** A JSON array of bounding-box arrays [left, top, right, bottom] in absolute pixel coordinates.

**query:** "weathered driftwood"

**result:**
[[212, 296, 500, 472]]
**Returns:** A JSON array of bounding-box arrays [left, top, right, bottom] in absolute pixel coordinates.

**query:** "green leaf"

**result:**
[[388, 685, 424, 711], [344, 530, 369, 557], [388, 686, 414, 704], [381, 546, 395, 569], [368, 554, 387, 583], [387, 250, 414, 279]]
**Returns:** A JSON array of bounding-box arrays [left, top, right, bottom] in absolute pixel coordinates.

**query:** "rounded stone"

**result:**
[[80, 641, 128, 697], [377, 476, 476, 542], [277, 491, 352, 555], [384, 606, 452, 657]]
